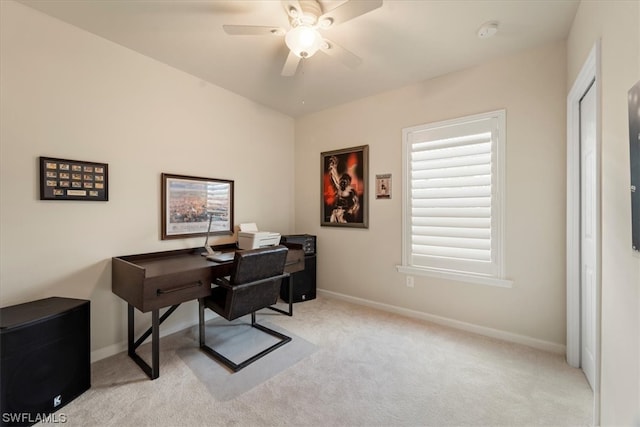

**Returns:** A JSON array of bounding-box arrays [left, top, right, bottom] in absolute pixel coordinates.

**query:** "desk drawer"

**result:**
[[142, 269, 211, 311]]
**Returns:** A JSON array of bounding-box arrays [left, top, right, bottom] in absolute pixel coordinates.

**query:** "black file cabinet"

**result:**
[[280, 234, 316, 303]]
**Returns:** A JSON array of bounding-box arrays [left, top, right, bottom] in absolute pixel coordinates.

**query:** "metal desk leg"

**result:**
[[267, 275, 294, 316], [127, 303, 180, 380], [151, 310, 159, 378]]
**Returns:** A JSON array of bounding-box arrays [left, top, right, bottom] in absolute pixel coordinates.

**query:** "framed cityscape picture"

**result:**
[[320, 145, 368, 228], [161, 173, 234, 240]]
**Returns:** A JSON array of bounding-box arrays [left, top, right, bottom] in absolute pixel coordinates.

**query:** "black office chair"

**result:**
[[198, 245, 291, 372]]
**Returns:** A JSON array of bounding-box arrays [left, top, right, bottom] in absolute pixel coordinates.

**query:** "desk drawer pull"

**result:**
[[157, 280, 203, 296]]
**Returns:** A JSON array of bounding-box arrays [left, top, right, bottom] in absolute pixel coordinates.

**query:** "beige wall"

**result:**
[[567, 1, 640, 425], [0, 1, 295, 358], [295, 42, 568, 348], [4, 2, 639, 423]]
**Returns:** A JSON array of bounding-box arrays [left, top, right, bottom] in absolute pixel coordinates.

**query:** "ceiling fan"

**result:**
[[222, 0, 383, 76]]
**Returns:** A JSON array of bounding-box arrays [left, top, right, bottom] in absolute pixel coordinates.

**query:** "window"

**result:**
[[398, 110, 510, 287]]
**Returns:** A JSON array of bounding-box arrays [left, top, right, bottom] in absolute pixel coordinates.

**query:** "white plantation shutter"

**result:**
[[402, 111, 506, 279]]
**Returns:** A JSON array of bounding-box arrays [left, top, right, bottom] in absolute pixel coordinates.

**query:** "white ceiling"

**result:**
[[18, 0, 580, 118]]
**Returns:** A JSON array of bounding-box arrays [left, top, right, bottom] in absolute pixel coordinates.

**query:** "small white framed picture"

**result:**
[[376, 174, 391, 199]]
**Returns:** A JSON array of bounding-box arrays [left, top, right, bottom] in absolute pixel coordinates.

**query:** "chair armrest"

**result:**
[[214, 276, 233, 289], [231, 272, 290, 291]]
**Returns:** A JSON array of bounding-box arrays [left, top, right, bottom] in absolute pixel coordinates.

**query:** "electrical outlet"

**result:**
[[406, 275, 414, 288]]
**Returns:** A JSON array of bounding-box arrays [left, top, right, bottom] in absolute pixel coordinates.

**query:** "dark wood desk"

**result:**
[[112, 245, 304, 380]]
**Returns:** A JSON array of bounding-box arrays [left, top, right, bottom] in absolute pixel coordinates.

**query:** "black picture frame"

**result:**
[[39, 156, 109, 201], [161, 173, 234, 240], [321, 145, 369, 228]]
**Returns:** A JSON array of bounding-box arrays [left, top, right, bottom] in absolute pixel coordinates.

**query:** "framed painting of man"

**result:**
[[320, 145, 368, 228]]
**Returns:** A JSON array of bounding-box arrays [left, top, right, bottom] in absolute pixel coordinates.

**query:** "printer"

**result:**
[[237, 223, 281, 250]]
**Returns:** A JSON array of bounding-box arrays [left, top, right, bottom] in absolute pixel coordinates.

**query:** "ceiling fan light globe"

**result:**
[[285, 25, 322, 58]]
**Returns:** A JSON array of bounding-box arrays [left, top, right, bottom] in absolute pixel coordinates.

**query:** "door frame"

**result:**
[[566, 41, 601, 423]]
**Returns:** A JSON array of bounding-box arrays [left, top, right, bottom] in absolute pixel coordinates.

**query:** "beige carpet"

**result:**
[[53, 297, 592, 426]]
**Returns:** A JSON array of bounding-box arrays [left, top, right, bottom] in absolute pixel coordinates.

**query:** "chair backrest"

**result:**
[[231, 245, 288, 285], [220, 245, 288, 320]]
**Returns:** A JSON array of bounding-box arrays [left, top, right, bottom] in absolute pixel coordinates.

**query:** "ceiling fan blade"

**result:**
[[281, 51, 302, 76], [320, 39, 362, 69], [223, 25, 285, 36], [319, 0, 382, 26]]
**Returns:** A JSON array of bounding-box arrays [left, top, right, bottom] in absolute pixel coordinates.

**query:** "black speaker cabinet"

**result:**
[[0, 297, 90, 426], [280, 254, 316, 303], [280, 234, 316, 255]]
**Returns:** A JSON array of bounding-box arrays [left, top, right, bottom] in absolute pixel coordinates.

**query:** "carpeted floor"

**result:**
[[177, 318, 318, 401], [54, 296, 593, 426]]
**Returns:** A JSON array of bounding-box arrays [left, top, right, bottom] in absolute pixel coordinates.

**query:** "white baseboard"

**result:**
[[91, 341, 127, 363], [92, 291, 565, 362], [317, 288, 566, 355], [90, 311, 218, 363]]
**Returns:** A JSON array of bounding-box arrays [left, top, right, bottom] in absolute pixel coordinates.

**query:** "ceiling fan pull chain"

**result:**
[[300, 58, 306, 105]]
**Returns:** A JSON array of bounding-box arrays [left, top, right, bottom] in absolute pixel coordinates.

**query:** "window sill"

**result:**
[[396, 265, 513, 288]]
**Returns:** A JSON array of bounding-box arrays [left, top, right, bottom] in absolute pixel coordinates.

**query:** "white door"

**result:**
[[579, 81, 597, 390]]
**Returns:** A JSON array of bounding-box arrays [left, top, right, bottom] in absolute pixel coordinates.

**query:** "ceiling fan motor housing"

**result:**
[[290, 0, 323, 26]]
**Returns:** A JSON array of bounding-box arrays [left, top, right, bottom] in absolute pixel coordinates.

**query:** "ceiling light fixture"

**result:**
[[477, 21, 499, 39], [285, 24, 323, 58], [222, 0, 383, 76]]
